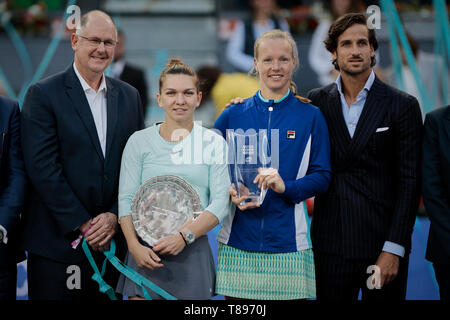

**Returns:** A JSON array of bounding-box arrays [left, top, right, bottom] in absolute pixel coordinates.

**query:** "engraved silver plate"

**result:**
[[131, 175, 203, 246]]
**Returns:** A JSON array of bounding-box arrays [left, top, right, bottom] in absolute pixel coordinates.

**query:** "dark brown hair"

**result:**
[[197, 65, 222, 101], [158, 58, 199, 93], [324, 13, 378, 70]]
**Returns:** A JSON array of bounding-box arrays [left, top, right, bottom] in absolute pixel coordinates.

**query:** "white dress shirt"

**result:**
[[73, 63, 108, 157]]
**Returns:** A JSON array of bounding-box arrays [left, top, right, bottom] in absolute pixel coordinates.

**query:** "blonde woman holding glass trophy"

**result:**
[[214, 29, 332, 300]]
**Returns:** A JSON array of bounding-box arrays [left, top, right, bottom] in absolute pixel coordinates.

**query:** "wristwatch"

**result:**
[[182, 229, 195, 245]]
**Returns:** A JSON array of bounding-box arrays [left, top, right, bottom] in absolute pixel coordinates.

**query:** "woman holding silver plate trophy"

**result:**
[[214, 29, 332, 300], [116, 58, 231, 300]]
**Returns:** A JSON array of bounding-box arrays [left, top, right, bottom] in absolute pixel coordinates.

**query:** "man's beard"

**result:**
[[341, 64, 370, 76], [338, 56, 371, 76]]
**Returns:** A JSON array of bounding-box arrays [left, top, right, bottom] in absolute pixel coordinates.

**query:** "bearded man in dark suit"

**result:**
[[307, 13, 422, 301]]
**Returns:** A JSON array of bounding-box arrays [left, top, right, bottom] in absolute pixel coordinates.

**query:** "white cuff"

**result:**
[[382, 241, 405, 257]]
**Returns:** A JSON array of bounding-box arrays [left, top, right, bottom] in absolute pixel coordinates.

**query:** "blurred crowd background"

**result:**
[[0, 0, 448, 128]]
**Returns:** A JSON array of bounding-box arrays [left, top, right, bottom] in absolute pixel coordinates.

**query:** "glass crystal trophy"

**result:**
[[130, 175, 203, 246], [227, 129, 270, 206]]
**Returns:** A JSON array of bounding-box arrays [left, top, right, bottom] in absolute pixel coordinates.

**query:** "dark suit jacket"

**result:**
[[119, 64, 148, 116], [21, 65, 144, 264], [423, 105, 450, 264], [307, 77, 423, 260], [0, 96, 27, 266]]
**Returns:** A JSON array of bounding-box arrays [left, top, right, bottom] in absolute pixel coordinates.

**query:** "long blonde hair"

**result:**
[[252, 29, 311, 104]]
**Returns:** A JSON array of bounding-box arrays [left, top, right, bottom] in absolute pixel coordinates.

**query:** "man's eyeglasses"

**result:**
[[76, 34, 117, 48]]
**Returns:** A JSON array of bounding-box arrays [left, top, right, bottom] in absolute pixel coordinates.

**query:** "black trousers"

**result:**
[[433, 263, 450, 301], [27, 253, 122, 301], [314, 250, 409, 301], [0, 264, 17, 300]]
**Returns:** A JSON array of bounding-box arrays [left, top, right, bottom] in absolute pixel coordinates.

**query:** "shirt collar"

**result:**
[[73, 62, 107, 93], [336, 70, 375, 96]]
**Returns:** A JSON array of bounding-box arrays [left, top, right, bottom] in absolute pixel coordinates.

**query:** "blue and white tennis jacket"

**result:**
[[214, 90, 331, 253]]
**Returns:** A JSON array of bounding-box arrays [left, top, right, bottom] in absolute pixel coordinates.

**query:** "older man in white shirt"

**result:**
[[20, 10, 144, 300]]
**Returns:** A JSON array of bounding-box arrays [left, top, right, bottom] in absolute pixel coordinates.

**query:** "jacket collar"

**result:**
[[257, 88, 291, 103], [72, 62, 107, 94], [345, 76, 388, 161], [253, 89, 296, 112], [326, 76, 388, 169], [335, 70, 376, 97], [63, 64, 118, 162]]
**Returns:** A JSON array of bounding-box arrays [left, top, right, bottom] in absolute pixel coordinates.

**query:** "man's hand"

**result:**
[[225, 97, 245, 109], [79, 219, 92, 234], [375, 251, 400, 288], [85, 212, 118, 251]]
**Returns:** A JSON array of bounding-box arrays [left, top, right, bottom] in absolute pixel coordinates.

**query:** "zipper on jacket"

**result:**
[[260, 103, 274, 250], [267, 104, 273, 163]]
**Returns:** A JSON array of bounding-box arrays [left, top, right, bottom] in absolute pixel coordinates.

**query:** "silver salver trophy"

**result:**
[[130, 175, 203, 246], [227, 129, 270, 206]]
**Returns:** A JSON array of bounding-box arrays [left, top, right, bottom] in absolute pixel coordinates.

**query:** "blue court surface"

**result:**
[[16, 217, 439, 300]]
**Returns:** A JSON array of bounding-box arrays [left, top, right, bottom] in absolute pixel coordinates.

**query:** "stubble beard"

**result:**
[[340, 62, 370, 76], [337, 54, 372, 77]]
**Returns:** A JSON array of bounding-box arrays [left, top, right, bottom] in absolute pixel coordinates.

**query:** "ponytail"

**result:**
[[290, 80, 311, 104]]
